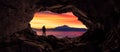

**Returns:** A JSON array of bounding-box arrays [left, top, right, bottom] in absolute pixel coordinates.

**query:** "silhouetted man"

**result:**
[[42, 25, 46, 36]]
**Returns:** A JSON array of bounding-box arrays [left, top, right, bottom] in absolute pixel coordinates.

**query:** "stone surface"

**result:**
[[0, 0, 120, 52], [0, 0, 38, 36]]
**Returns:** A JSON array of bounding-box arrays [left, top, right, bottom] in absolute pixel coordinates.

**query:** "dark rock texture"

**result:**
[[0, 0, 120, 52], [37, 0, 120, 52], [0, 0, 43, 52], [0, 0, 37, 36]]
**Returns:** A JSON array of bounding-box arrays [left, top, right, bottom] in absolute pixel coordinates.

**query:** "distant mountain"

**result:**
[[32, 25, 87, 31], [52, 25, 87, 31]]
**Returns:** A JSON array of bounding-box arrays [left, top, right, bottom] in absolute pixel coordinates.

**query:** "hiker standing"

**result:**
[[42, 25, 46, 36]]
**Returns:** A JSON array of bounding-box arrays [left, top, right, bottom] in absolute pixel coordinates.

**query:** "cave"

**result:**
[[0, 0, 120, 52]]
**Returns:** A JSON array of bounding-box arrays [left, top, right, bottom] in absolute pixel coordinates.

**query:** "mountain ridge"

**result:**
[[33, 25, 87, 31]]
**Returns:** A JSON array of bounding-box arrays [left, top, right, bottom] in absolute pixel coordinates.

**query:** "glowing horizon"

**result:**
[[30, 11, 87, 29]]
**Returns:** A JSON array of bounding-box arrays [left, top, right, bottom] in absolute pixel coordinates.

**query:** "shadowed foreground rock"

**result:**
[[0, 0, 120, 52]]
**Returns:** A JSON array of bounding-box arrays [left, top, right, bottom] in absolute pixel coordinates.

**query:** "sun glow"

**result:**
[[30, 11, 86, 29]]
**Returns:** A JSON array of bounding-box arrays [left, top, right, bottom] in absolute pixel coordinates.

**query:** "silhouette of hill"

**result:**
[[35, 25, 87, 31], [53, 25, 87, 31], [33, 25, 87, 31]]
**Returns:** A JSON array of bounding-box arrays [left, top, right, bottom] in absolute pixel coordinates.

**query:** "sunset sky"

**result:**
[[30, 11, 86, 29]]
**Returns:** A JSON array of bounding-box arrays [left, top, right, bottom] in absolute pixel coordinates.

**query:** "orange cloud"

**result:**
[[30, 11, 86, 29]]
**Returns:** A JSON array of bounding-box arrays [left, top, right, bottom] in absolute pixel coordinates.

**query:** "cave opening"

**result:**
[[30, 11, 87, 38]]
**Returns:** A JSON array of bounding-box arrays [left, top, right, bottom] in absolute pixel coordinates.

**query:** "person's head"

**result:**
[[43, 25, 45, 27]]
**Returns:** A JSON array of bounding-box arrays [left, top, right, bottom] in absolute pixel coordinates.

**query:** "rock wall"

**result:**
[[0, 0, 43, 52], [0, 0, 38, 37], [0, 0, 120, 52]]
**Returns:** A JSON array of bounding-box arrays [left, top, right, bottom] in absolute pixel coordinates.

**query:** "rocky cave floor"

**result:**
[[0, 27, 119, 52], [0, 28, 99, 52]]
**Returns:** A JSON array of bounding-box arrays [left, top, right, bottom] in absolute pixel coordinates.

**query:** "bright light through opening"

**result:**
[[30, 11, 87, 38], [30, 11, 87, 29]]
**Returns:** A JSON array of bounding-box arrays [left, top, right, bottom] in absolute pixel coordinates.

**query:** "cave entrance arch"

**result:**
[[30, 11, 87, 38]]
